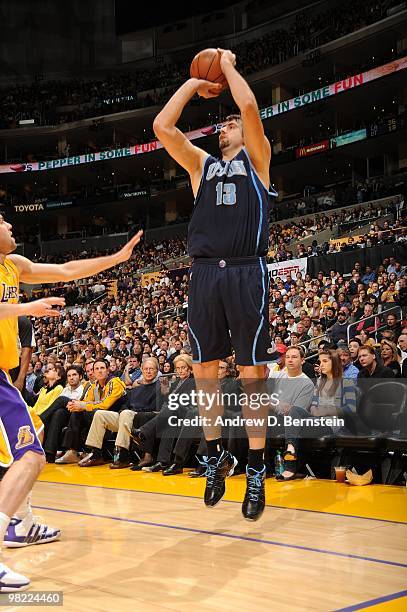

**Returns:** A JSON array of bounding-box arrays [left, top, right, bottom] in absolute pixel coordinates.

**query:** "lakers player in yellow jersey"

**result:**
[[0, 214, 142, 591]]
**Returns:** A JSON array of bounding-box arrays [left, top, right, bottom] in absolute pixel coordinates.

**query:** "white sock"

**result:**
[[0, 511, 11, 551], [13, 493, 34, 523]]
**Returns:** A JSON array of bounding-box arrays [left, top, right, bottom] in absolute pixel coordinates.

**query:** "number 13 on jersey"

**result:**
[[216, 182, 237, 206]]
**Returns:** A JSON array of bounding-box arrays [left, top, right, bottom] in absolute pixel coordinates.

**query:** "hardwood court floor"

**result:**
[[3, 466, 406, 612]]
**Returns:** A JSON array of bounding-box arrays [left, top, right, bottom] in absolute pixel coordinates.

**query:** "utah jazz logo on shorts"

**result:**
[[15, 426, 34, 450]]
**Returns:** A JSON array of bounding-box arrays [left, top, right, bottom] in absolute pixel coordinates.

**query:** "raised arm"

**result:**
[[218, 49, 271, 186], [153, 79, 221, 197], [10, 231, 142, 284]]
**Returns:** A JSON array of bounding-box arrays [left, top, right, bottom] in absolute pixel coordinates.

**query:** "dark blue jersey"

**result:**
[[187, 148, 275, 258]]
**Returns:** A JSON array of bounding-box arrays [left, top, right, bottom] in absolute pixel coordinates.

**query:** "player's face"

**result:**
[[0, 215, 16, 255], [219, 120, 244, 153]]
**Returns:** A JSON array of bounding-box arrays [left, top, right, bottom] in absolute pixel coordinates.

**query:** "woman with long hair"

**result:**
[[32, 363, 65, 417], [380, 339, 401, 377], [277, 349, 357, 481]]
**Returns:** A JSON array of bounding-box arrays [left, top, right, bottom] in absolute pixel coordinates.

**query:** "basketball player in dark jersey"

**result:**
[[154, 49, 277, 521]]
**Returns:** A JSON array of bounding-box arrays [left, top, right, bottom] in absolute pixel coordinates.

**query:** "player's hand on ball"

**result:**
[[217, 48, 236, 70], [114, 230, 143, 264], [196, 80, 223, 99], [28, 297, 66, 318]]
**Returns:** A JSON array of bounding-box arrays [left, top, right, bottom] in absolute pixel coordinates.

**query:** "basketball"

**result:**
[[190, 48, 227, 89]]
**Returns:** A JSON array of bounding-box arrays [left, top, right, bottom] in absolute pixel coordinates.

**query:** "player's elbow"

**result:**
[[153, 116, 167, 137], [240, 96, 258, 115]]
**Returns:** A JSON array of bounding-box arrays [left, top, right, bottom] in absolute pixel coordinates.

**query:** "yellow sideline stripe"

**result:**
[[38, 465, 407, 523], [369, 599, 407, 612]]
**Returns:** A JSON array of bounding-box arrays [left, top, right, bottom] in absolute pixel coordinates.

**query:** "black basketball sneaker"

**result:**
[[242, 465, 266, 521], [203, 450, 238, 507]]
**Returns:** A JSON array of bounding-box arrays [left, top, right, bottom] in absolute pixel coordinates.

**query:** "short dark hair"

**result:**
[[66, 365, 83, 377], [225, 114, 242, 123], [349, 337, 362, 346]]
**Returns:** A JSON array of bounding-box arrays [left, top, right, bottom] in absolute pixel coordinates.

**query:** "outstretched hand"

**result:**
[[27, 297, 66, 318], [114, 230, 143, 265]]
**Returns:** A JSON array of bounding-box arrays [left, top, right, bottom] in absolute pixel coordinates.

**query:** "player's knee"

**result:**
[[21, 450, 46, 475], [193, 360, 219, 379]]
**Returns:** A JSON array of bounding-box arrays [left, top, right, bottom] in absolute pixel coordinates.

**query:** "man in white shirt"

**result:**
[[60, 366, 84, 400]]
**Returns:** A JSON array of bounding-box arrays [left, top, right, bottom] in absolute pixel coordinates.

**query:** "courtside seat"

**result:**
[[334, 382, 407, 482], [385, 437, 407, 452], [300, 436, 335, 451], [382, 436, 407, 484], [267, 434, 286, 449], [335, 435, 384, 451]]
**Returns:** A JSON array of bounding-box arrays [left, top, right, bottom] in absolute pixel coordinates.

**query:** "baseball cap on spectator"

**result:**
[[276, 343, 288, 356]]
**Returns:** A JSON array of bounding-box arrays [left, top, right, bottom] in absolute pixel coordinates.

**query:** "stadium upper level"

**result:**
[[0, 0, 406, 131]]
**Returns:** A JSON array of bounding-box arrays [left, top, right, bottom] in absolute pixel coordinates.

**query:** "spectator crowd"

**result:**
[[0, 0, 398, 129], [13, 222, 406, 482]]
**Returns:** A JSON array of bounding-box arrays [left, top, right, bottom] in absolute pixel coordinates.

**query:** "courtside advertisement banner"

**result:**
[[1, 56, 406, 175], [267, 258, 308, 280]]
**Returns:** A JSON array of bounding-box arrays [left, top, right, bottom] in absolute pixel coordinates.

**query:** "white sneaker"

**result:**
[[0, 562, 30, 592], [55, 450, 79, 464], [4, 515, 61, 548]]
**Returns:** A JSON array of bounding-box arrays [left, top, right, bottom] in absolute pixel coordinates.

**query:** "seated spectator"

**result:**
[[32, 364, 65, 416], [357, 345, 394, 380], [165, 360, 243, 476], [383, 313, 402, 340], [351, 303, 380, 338], [56, 359, 127, 464], [79, 357, 163, 468], [356, 329, 376, 348], [162, 361, 174, 375], [121, 355, 142, 388], [398, 332, 407, 365], [348, 338, 362, 370], [41, 366, 85, 463], [132, 355, 195, 473], [267, 345, 288, 376], [277, 348, 357, 481], [328, 307, 350, 345], [381, 282, 398, 306], [25, 363, 37, 395], [379, 340, 401, 377], [338, 348, 359, 379]]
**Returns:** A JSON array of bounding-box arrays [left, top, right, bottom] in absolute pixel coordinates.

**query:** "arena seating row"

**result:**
[[269, 381, 407, 484]]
